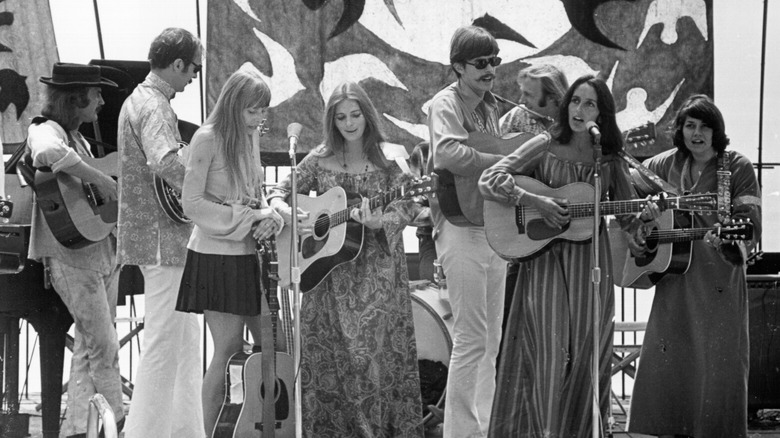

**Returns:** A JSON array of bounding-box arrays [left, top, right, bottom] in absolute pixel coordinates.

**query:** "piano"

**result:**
[[1, 163, 73, 438]]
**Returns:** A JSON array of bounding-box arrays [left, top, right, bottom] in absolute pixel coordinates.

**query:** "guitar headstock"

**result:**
[[718, 219, 754, 242], [0, 198, 13, 223], [663, 193, 718, 212], [257, 235, 278, 263], [624, 122, 656, 147], [405, 173, 438, 198]]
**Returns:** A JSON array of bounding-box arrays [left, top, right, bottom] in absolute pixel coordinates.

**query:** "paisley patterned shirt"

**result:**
[[116, 72, 192, 266]]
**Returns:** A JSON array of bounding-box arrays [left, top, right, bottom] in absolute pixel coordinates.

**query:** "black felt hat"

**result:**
[[40, 62, 118, 88]]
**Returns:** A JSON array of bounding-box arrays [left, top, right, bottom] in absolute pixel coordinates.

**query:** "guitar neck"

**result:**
[[279, 288, 294, 356], [567, 198, 648, 218], [647, 227, 712, 244], [328, 187, 405, 228]]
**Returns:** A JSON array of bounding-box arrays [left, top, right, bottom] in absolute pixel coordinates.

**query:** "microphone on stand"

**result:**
[[287, 122, 303, 158], [586, 121, 601, 145]]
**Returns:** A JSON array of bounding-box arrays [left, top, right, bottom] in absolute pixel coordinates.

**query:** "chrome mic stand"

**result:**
[[590, 131, 603, 438], [287, 134, 303, 438]]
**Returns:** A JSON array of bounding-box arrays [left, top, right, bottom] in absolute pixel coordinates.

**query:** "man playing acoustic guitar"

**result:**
[[424, 25, 512, 438], [117, 28, 205, 438], [25, 62, 124, 438]]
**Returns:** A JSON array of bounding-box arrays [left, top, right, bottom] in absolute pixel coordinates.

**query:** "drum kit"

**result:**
[[410, 259, 453, 429]]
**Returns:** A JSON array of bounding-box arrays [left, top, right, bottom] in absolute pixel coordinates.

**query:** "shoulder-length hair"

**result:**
[[318, 81, 388, 169], [550, 74, 623, 155], [204, 67, 271, 201], [40, 86, 91, 131], [672, 94, 730, 157]]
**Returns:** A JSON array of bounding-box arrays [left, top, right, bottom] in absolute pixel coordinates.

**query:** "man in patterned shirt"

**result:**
[[117, 28, 205, 438]]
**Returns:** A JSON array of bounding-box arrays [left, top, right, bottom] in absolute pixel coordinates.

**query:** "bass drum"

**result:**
[[410, 280, 454, 428]]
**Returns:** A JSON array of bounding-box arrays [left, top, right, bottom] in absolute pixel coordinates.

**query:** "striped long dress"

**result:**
[[481, 134, 636, 437]]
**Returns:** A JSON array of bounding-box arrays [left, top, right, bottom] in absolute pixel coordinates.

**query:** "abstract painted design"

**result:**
[[207, 0, 712, 158]]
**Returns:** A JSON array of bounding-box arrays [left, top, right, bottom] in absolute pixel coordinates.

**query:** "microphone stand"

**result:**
[[590, 135, 603, 438], [288, 146, 303, 438]]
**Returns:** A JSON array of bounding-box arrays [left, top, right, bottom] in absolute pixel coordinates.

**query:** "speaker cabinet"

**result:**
[[747, 280, 780, 411]]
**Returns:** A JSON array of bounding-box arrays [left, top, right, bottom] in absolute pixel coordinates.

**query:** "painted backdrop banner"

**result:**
[[0, 0, 58, 144], [206, 0, 712, 158]]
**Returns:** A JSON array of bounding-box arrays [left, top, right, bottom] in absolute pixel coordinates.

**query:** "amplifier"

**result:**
[[747, 276, 780, 411]]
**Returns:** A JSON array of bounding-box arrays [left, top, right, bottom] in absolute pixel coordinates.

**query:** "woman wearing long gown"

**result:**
[[268, 81, 425, 437], [627, 94, 761, 438], [480, 74, 641, 437]]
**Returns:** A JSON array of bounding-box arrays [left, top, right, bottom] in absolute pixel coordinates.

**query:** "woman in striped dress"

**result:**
[[479, 74, 641, 437]]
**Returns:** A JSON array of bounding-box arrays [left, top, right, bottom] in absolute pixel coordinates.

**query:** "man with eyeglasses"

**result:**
[[117, 27, 205, 438], [425, 25, 510, 437]]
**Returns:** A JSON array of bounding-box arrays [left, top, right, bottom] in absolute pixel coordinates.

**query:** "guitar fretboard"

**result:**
[[518, 194, 716, 221], [317, 186, 407, 232], [647, 226, 751, 244]]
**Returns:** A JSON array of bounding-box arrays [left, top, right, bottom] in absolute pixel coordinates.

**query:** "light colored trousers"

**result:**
[[48, 258, 123, 437], [123, 265, 205, 438], [435, 220, 506, 438]]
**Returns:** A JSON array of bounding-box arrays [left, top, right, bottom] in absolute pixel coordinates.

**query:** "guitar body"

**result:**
[[483, 176, 599, 260], [34, 153, 118, 248], [609, 210, 692, 289], [154, 174, 191, 224], [212, 348, 295, 438], [154, 140, 191, 224], [435, 131, 535, 226], [277, 186, 364, 293]]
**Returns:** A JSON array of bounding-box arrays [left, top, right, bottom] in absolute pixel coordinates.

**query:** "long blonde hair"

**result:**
[[204, 67, 271, 201]]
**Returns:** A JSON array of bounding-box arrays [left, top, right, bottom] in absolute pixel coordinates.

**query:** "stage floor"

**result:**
[[12, 394, 780, 438]]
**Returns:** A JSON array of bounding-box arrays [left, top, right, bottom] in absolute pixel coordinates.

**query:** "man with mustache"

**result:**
[[425, 25, 508, 437], [117, 27, 205, 438], [25, 62, 124, 437]]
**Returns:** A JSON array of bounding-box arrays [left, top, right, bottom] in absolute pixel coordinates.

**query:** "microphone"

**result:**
[[586, 121, 601, 145], [287, 122, 303, 157]]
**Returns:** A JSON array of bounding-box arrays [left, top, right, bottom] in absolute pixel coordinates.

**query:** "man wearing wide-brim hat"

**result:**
[[26, 61, 125, 437]]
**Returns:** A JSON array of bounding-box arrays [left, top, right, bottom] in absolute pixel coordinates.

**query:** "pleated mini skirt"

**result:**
[[176, 249, 264, 316]]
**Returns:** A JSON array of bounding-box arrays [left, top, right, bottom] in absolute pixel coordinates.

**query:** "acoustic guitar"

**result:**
[[212, 236, 295, 438], [277, 175, 437, 292], [608, 210, 754, 289], [483, 175, 718, 260], [34, 153, 118, 249], [435, 122, 657, 226], [434, 131, 535, 226]]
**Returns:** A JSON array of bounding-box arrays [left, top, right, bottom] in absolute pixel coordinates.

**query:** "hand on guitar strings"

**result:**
[[269, 199, 312, 236], [629, 196, 662, 257], [350, 196, 384, 230], [637, 195, 662, 223], [527, 193, 569, 229]]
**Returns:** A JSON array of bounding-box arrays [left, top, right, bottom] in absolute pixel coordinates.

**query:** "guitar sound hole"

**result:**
[[313, 214, 330, 239], [259, 379, 290, 419]]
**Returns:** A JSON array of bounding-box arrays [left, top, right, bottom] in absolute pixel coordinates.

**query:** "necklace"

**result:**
[[340, 149, 370, 173]]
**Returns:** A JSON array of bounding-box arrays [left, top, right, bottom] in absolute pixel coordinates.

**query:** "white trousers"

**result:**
[[123, 265, 205, 438], [436, 221, 506, 438]]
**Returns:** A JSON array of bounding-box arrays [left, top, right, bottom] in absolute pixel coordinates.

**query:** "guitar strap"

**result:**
[[617, 150, 679, 196], [717, 152, 732, 224]]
